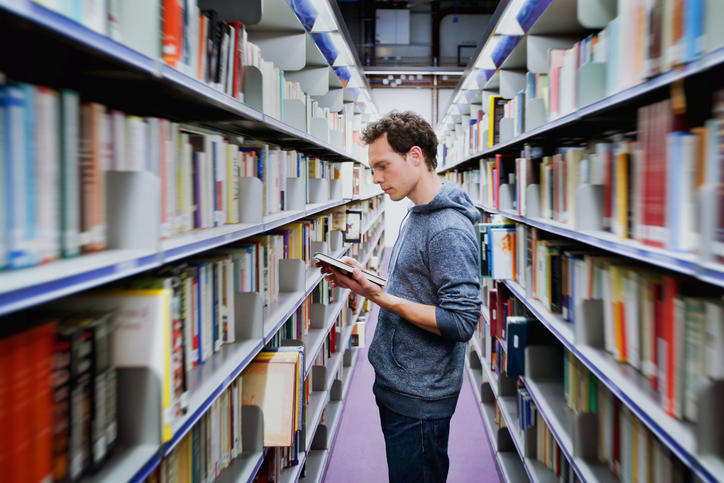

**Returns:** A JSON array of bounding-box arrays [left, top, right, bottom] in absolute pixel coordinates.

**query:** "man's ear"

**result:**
[[408, 146, 424, 168]]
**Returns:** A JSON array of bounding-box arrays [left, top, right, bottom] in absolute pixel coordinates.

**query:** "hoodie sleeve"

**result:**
[[428, 227, 482, 342]]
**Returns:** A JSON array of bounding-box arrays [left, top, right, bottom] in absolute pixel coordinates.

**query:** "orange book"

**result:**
[[8, 330, 32, 483], [197, 15, 208, 81], [30, 322, 57, 483], [162, 0, 183, 67]]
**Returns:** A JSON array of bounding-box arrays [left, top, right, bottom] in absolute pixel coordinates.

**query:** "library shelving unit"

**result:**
[[439, 0, 724, 482], [0, 0, 383, 482]]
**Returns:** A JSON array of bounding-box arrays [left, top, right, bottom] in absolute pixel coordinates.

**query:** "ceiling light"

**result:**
[[442, 75, 448, 81], [416, 74, 423, 80], [382, 78, 389, 85], [388, 74, 394, 80], [401, 74, 407, 80]]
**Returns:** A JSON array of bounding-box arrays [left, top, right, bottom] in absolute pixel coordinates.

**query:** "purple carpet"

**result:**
[[324, 249, 500, 482]]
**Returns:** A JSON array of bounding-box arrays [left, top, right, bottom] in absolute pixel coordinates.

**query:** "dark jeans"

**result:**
[[377, 400, 451, 483]]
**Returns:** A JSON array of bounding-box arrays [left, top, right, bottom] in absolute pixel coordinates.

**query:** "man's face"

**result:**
[[368, 134, 420, 202]]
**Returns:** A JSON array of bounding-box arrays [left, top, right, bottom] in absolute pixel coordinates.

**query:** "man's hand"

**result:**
[[314, 256, 385, 301]]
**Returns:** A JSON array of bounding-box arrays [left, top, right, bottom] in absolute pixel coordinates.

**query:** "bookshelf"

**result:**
[[445, 1, 724, 482], [0, 0, 383, 482]]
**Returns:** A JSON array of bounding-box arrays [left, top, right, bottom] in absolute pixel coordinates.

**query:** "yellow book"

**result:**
[[488, 95, 502, 148], [615, 151, 629, 239], [611, 266, 625, 362], [177, 433, 192, 481]]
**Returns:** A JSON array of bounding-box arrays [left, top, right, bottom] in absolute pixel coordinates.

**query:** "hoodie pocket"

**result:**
[[390, 327, 406, 370]]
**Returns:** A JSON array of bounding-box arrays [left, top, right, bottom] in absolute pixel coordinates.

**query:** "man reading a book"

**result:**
[[317, 111, 482, 482]]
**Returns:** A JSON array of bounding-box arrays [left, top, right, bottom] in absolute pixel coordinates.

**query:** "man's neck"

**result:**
[[407, 171, 442, 205]]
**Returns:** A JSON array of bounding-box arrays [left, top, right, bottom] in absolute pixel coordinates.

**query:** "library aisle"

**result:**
[[325, 250, 500, 483]]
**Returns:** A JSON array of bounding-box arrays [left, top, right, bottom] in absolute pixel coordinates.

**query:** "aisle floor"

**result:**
[[324, 249, 500, 483]]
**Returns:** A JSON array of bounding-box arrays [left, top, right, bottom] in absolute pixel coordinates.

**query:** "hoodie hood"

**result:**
[[409, 181, 480, 225]]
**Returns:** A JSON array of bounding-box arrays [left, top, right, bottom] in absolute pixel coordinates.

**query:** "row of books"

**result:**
[[0, 79, 364, 271], [440, 0, 724, 167], [450, 89, 724, 264], [479, 217, 724, 422], [151, 277, 364, 483], [0, 201, 368, 483], [475, 288, 696, 483], [564, 349, 693, 482], [151, 375, 245, 483], [0, 314, 117, 483], [516, 386, 576, 481]]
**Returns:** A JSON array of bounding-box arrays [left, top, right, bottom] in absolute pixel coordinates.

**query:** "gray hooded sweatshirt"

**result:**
[[369, 181, 481, 420]]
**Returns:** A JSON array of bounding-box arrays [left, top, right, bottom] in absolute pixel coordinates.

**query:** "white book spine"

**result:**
[[83, 0, 107, 35], [110, 110, 125, 171], [148, 117, 160, 176]]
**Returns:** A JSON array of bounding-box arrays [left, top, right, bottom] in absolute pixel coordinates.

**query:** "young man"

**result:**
[[317, 111, 481, 482]]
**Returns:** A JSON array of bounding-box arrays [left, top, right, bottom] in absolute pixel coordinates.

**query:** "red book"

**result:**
[[0, 336, 9, 474], [661, 276, 680, 416], [495, 289, 505, 340], [489, 289, 498, 340], [229, 22, 246, 100], [30, 322, 56, 483], [162, 0, 183, 67], [8, 330, 32, 483], [611, 399, 621, 477]]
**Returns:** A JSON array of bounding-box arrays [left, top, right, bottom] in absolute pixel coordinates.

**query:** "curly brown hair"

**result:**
[[362, 111, 438, 171]]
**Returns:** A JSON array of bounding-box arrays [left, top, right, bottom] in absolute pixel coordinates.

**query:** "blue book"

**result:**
[[505, 316, 532, 376], [683, 0, 703, 62], [1, 85, 36, 268]]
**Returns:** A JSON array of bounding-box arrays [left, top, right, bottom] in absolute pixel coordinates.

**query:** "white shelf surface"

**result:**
[[351, 190, 384, 201], [0, 249, 159, 316], [87, 443, 160, 483], [265, 244, 350, 344], [304, 311, 361, 455], [438, 46, 724, 174], [305, 390, 330, 454], [215, 450, 266, 483], [521, 378, 615, 483], [496, 385, 569, 483], [475, 203, 724, 288], [304, 288, 351, 376], [0, 199, 357, 317], [279, 450, 307, 483], [502, 279, 724, 483], [361, 208, 385, 237]]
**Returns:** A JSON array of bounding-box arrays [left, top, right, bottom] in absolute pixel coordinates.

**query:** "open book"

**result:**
[[313, 252, 386, 287]]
